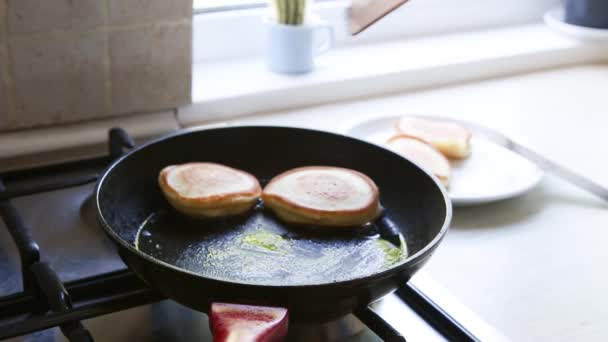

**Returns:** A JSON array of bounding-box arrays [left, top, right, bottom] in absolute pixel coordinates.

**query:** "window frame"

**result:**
[[194, 0, 267, 14]]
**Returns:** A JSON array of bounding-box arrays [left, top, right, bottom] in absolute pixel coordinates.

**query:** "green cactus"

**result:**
[[273, 0, 307, 25]]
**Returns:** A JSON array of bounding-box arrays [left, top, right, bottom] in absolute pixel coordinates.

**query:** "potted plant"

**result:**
[[265, 0, 334, 74]]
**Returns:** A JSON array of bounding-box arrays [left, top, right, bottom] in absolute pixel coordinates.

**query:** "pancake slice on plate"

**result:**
[[396, 116, 472, 159], [386, 136, 451, 187], [159, 162, 262, 218], [262, 166, 382, 227]]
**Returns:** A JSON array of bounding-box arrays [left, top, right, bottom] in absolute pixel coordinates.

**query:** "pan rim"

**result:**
[[95, 125, 452, 289]]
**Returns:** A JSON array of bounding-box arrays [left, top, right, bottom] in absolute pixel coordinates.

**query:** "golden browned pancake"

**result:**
[[262, 166, 382, 227], [386, 136, 451, 187], [158, 162, 261, 218], [396, 117, 472, 159]]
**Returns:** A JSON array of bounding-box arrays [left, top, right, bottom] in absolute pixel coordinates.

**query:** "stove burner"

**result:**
[[288, 315, 365, 341]]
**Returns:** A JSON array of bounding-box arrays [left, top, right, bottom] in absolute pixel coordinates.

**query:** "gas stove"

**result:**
[[0, 128, 478, 342]]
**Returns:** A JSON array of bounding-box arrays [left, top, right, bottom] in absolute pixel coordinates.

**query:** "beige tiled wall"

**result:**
[[110, 22, 191, 115], [108, 0, 192, 26], [0, 0, 8, 128], [0, 0, 192, 131]]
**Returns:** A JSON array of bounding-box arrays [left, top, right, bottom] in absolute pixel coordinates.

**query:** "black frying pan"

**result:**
[[95, 126, 451, 327]]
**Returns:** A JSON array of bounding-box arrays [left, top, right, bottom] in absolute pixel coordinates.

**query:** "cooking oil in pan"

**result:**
[[135, 209, 407, 286]]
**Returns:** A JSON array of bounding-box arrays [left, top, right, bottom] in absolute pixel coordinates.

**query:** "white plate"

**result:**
[[544, 7, 608, 42], [343, 115, 544, 206]]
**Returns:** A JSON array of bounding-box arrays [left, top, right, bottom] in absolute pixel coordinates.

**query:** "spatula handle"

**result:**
[[348, 0, 410, 35]]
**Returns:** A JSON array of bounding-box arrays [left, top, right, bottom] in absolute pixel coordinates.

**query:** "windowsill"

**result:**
[[179, 23, 608, 125]]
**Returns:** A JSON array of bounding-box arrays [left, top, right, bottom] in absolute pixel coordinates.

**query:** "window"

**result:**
[[194, 0, 266, 13], [193, 0, 561, 63]]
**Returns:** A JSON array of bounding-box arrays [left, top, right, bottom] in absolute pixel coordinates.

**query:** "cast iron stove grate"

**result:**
[[0, 128, 476, 342]]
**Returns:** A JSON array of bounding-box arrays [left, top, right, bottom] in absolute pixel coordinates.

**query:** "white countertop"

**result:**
[[190, 64, 608, 341]]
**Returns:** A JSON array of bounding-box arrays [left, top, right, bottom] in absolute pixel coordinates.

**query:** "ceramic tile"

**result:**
[[109, 22, 191, 114], [108, 0, 192, 26], [7, 0, 105, 34], [10, 30, 108, 128]]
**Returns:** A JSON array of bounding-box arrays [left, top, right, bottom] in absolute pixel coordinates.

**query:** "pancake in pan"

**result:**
[[159, 162, 262, 218], [262, 166, 382, 227]]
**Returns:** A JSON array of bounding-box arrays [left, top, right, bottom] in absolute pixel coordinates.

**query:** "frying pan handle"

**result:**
[[108, 127, 135, 161], [209, 302, 289, 342]]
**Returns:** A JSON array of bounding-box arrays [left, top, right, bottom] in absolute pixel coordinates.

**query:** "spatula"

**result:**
[[348, 0, 410, 35]]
